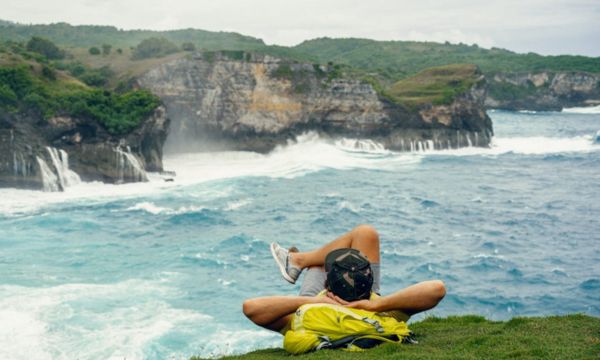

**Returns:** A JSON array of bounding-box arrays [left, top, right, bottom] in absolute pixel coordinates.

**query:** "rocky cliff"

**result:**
[[0, 106, 169, 191], [485, 72, 600, 111], [138, 52, 493, 153]]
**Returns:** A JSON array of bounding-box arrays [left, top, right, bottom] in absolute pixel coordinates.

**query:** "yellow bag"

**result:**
[[283, 302, 411, 354]]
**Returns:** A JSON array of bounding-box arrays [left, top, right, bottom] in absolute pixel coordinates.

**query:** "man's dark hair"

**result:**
[[325, 248, 373, 302]]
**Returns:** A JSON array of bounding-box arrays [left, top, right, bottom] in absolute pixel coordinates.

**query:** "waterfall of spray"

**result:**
[[115, 146, 148, 183], [426, 140, 434, 151], [46, 147, 81, 189], [34, 147, 81, 192], [36, 156, 60, 192], [466, 133, 473, 147], [13, 153, 30, 177]]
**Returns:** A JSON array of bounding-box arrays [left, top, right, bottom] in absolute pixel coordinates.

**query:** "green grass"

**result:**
[[388, 64, 482, 108], [191, 314, 599, 360]]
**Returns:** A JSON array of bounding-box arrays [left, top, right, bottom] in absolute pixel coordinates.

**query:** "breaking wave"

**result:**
[[562, 105, 600, 114]]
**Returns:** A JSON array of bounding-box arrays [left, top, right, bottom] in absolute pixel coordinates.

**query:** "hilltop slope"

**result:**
[[190, 314, 600, 359]]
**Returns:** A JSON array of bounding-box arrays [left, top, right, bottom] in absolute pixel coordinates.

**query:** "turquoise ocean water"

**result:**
[[0, 109, 599, 359]]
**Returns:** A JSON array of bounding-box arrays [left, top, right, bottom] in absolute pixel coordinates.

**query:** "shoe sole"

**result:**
[[270, 243, 296, 284]]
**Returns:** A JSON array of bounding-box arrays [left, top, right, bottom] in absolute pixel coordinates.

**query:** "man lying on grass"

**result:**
[[242, 225, 446, 348]]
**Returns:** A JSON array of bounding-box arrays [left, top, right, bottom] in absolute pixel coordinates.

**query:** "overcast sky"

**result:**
[[2, 0, 599, 56]]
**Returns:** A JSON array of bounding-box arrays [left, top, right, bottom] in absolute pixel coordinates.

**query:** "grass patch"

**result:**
[[65, 47, 186, 87], [388, 64, 481, 108], [190, 314, 600, 360]]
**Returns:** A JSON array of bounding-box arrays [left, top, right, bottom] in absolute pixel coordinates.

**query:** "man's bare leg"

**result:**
[[290, 224, 380, 269]]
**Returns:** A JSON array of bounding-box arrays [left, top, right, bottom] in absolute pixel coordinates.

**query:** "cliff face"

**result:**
[[485, 72, 600, 111], [0, 106, 169, 191], [138, 52, 492, 153]]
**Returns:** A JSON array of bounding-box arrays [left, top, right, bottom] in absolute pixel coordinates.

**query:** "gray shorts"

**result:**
[[299, 264, 381, 297]]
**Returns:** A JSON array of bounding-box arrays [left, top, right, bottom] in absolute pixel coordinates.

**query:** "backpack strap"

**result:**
[[324, 305, 385, 333], [327, 334, 401, 350], [360, 317, 384, 333]]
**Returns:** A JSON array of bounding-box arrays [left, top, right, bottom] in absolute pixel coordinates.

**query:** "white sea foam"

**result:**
[[517, 110, 538, 114], [562, 105, 600, 114], [0, 279, 211, 360], [0, 179, 176, 216], [224, 199, 251, 211], [126, 201, 206, 215], [337, 200, 361, 213], [421, 134, 599, 156], [197, 329, 280, 358]]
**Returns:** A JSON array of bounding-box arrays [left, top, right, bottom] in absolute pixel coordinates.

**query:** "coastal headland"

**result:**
[[1, 22, 598, 190]]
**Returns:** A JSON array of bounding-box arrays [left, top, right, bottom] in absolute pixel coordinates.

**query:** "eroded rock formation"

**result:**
[[138, 52, 493, 153]]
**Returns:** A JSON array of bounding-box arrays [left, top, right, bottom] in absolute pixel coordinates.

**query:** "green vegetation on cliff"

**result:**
[[388, 64, 482, 108], [293, 38, 600, 81], [132, 37, 179, 60], [190, 314, 599, 360], [0, 40, 159, 134], [487, 81, 540, 102]]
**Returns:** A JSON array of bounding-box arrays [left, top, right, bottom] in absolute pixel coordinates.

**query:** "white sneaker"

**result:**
[[270, 242, 302, 284]]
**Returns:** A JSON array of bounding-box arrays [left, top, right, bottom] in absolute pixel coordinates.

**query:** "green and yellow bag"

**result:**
[[283, 302, 412, 354]]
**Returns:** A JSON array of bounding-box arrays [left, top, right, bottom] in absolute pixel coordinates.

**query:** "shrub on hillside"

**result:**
[[132, 37, 179, 60], [79, 65, 113, 87], [59, 89, 160, 134], [0, 83, 18, 109], [41, 65, 56, 80], [26, 37, 65, 60], [102, 44, 112, 55], [89, 46, 101, 55], [182, 42, 196, 51], [0, 64, 159, 134]]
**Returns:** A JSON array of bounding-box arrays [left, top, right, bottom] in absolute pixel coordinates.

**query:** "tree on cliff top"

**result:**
[[131, 37, 179, 60]]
